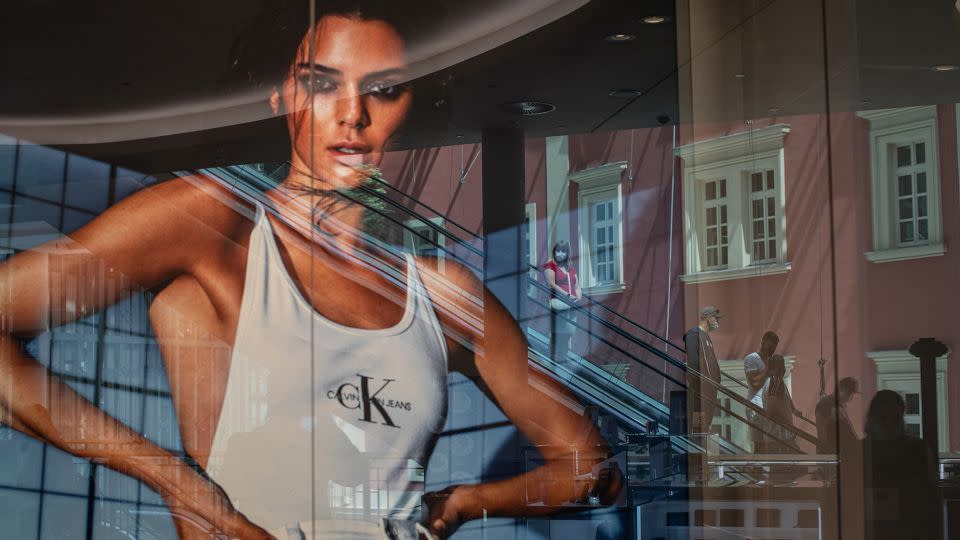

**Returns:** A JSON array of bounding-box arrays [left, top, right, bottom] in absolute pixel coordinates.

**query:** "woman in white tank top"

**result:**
[[0, 3, 620, 539]]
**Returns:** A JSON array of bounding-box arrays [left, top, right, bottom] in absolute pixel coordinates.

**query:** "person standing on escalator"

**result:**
[[683, 306, 723, 434], [543, 240, 581, 378]]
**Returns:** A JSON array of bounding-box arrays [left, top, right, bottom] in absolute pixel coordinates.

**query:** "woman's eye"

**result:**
[[297, 74, 337, 92], [366, 81, 404, 100]]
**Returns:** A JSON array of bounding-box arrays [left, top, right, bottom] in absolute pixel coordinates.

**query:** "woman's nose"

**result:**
[[335, 89, 369, 129]]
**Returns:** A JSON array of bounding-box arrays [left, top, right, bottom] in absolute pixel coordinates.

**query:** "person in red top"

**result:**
[[543, 240, 582, 376]]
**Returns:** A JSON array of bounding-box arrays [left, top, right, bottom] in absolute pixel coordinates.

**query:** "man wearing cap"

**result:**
[[683, 306, 723, 433]]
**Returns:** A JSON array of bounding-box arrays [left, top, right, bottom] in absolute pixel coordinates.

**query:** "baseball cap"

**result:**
[[700, 306, 722, 320]]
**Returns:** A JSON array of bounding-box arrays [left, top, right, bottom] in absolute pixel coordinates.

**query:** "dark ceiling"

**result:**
[[2, 0, 958, 175], [0, 0, 679, 173]]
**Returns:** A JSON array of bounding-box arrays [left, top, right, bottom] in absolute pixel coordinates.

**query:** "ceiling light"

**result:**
[[609, 89, 643, 98], [932, 64, 958, 72], [734, 73, 746, 79], [641, 15, 668, 24], [605, 33, 636, 42], [501, 101, 556, 116]]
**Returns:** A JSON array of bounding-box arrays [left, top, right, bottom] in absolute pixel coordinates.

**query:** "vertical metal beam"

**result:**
[[481, 127, 526, 320]]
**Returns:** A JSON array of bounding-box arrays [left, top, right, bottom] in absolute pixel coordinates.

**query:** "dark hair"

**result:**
[[224, 0, 442, 91], [865, 389, 906, 440], [761, 330, 780, 346]]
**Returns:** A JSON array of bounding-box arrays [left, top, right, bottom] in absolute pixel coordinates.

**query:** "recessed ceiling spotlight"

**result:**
[[605, 33, 636, 42], [768, 107, 782, 114], [501, 101, 556, 116], [932, 64, 959, 72], [734, 73, 746, 79], [609, 89, 643, 98], [641, 15, 669, 24]]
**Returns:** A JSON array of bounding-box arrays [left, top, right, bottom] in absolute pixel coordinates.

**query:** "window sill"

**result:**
[[582, 282, 627, 295], [680, 263, 791, 284], [865, 243, 946, 263]]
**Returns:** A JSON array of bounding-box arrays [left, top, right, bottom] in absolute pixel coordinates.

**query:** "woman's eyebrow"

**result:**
[[296, 62, 342, 76], [362, 68, 408, 80]]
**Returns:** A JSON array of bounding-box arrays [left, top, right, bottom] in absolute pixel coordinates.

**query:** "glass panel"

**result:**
[[900, 221, 915, 243], [899, 198, 913, 219], [705, 181, 716, 200], [768, 218, 776, 235], [766, 169, 775, 190], [905, 393, 921, 415], [918, 218, 928, 240], [720, 245, 728, 265], [767, 196, 775, 215], [706, 206, 717, 226], [719, 178, 726, 197], [915, 142, 925, 164], [917, 172, 927, 193], [918, 195, 928, 217], [720, 225, 728, 242], [720, 204, 727, 222], [756, 242, 766, 260], [597, 227, 605, 244], [596, 202, 605, 221], [752, 199, 763, 217], [707, 228, 718, 245], [768, 239, 777, 258], [753, 221, 764, 238], [898, 175, 912, 196], [752, 172, 763, 192], [707, 248, 718, 267], [897, 145, 911, 167]]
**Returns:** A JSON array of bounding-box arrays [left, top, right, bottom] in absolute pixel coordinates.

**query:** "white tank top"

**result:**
[[206, 203, 449, 533]]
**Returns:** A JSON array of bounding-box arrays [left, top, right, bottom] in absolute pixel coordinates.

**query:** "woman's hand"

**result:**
[[422, 485, 474, 539]]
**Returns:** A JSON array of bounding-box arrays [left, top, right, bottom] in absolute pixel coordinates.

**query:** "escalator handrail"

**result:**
[[529, 277, 818, 446], [525, 293, 804, 453], [531, 266, 817, 431]]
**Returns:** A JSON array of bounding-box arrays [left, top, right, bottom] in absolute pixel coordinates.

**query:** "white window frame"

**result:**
[[858, 106, 946, 263], [716, 357, 795, 452], [403, 216, 445, 272], [571, 162, 627, 294], [676, 124, 791, 284], [868, 349, 949, 452]]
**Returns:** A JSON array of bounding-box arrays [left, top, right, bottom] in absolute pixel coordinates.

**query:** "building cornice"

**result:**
[[674, 124, 790, 165]]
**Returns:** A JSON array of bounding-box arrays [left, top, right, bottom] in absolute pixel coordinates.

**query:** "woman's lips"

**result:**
[[328, 145, 373, 168]]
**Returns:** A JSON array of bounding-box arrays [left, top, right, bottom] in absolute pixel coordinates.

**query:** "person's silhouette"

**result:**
[[863, 390, 939, 540]]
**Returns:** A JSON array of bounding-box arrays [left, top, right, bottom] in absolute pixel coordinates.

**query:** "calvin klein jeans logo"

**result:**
[[327, 375, 411, 428]]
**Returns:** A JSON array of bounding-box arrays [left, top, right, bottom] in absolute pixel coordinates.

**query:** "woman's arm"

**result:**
[[0, 177, 270, 539], [424, 262, 621, 537]]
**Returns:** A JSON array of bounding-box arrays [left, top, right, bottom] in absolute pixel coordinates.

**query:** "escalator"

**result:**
[[198, 163, 822, 484]]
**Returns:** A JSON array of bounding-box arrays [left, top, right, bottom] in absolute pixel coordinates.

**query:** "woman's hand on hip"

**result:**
[[423, 485, 474, 539]]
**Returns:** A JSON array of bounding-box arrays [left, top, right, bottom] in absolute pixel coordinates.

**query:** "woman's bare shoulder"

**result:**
[[60, 174, 256, 283]]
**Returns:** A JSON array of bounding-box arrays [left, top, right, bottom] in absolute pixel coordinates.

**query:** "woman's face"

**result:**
[[273, 15, 412, 188]]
